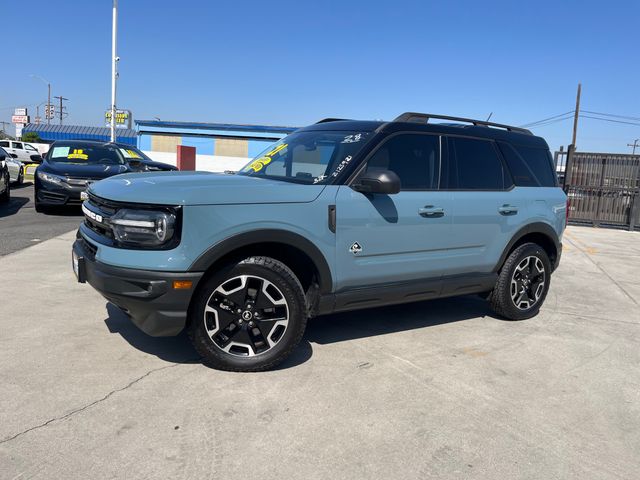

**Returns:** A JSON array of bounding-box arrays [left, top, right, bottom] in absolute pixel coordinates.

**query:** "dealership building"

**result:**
[[22, 120, 296, 172]]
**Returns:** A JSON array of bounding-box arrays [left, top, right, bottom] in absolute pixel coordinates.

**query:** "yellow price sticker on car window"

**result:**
[[242, 143, 288, 173], [68, 149, 89, 160]]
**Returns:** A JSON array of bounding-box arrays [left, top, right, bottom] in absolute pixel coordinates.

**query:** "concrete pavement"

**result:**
[[0, 226, 639, 479]]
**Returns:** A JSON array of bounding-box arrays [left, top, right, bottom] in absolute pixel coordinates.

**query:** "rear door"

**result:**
[[335, 132, 453, 291], [445, 136, 524, 274]]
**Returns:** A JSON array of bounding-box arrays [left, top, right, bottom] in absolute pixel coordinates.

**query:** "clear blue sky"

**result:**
[[2, 0, 639, 153]]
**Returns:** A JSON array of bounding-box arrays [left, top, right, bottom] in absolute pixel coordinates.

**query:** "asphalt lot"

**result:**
[[0, 225, 639, 479], [0, 182, 84, 256]]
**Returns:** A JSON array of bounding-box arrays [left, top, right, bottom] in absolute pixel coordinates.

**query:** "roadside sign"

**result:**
[[15, 124, 24, 138], [12, 115, 30, 124], [14, 107, 27, 116], [105, 109, 132, 129]]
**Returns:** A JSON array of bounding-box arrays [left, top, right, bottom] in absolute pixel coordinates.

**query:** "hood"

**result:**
[[43, 160, 130, 179], [88, 171, 327, 206]]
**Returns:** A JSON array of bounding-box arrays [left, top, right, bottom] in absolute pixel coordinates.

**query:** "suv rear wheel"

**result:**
[[489, 243, 551, 320], [188, 256, 307, 371]]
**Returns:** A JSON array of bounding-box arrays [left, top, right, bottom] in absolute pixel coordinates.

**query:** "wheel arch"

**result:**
[[494, 222, 561, 273], [189, 229, 334, 295]]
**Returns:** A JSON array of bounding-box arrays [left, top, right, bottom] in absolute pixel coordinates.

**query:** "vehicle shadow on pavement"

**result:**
[[306, 294, 493, 345], [103, 296, 493, 369], [103, 303, 314, 370], [0, 196, 29, 218]]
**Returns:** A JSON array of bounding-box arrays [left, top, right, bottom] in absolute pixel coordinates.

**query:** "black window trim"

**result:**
[[347, 131, 443, 192], [440, 134, 515, 192]]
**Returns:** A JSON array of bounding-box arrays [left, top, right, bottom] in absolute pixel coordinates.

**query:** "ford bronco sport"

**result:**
[[73, 112, 567, 371]]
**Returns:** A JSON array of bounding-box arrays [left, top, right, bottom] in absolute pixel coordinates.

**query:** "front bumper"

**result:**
[[36, 180, 86, 206], [73, 238, 203, 336]]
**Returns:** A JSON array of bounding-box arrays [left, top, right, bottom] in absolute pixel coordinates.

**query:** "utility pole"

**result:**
[[110, 0, 119, 142], [571, 83, 581, 147], [627, 139, 639, 155], [564, 83, 581, 193], [54, 96, 68, 125]]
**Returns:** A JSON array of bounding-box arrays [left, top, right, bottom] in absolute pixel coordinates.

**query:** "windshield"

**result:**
[[48, 145, 126, 165], [237, 131, 371, 184]]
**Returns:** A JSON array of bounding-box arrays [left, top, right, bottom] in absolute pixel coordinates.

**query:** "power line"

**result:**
[[579, 114, 640, 127], [520, 110, 574, 128], [523, 115, 574, 129], [581, 110, 640, 122]]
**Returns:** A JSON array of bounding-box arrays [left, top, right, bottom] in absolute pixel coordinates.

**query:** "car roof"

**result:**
[[299, 114, 548, 148]]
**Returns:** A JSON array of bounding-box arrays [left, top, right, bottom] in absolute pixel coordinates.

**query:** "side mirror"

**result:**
[[30, 154, 43, 164], [352, 169, 401, 195], [10, 153, 18, 159], [128, 159, 143, 169]]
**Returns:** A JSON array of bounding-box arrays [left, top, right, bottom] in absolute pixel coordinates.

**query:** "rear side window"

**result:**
[[450, 137, 509, 190], [13, 142, 23, 149], [366, 134, 440, 190], [497, 142, 539, 187], [515, 145, 557, 187], [0, 141, 8, 148]]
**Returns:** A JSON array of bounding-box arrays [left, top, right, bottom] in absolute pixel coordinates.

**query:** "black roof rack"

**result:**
[[393, 112, 532, 135], [315, 118, 350, 124]]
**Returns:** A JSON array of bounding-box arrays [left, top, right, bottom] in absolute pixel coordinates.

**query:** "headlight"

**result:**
[[37, 171, 64, 185], [109, 208, 177, 248]]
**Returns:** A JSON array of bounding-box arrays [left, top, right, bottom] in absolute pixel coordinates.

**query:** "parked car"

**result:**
[[73, 112, 567, 371], [35, 140, 176, 212], [0, 140, 41, 164], [0, 147, 24, 184], [0, 150, 10, 203]]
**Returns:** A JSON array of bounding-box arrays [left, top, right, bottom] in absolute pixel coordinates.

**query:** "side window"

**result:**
[[25, 144, 37, 152], [0, 141, 9, 148], [13, 142, 23, 149], [366, 134, 440, 190], [451, 137, 509, 190], [513, 145, 558, 187], [497, 142, 539, 187]]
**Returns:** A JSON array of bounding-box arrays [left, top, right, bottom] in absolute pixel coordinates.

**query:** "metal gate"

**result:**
[[555, 150, 640, 230]]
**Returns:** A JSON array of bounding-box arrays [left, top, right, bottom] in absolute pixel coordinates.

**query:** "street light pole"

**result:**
[[110, 0, 118, 142], [628, 139, 640, 155], [30, 74, 52, 125]]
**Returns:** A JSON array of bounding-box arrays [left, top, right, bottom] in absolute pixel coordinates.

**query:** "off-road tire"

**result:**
[[489, 242, 551, 320], [188, 256, 307, 372]]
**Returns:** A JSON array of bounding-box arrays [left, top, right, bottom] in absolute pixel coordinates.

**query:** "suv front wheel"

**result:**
[[188, 256, 308, 371], [489, 242, 551, 320]]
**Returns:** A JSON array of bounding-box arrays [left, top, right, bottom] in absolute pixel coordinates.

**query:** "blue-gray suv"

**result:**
[[73, 112, 567, 371]]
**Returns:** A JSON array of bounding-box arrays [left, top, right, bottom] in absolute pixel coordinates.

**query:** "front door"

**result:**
[[335, 133, 453, 291]]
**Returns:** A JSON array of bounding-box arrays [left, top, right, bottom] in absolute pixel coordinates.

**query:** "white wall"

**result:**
[[142, 151, 249, 173]]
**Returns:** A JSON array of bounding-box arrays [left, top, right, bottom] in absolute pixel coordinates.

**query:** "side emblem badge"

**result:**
[[349, 242, 363, 255]]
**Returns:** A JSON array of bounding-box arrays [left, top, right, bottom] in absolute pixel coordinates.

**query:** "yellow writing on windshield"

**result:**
[[68, 149, 89, 160], [244, 143, 288, 173]]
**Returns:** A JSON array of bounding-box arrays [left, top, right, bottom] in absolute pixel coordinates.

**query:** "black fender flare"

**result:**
[[189, 229, 333, 293], [494, 222, 561, 272]]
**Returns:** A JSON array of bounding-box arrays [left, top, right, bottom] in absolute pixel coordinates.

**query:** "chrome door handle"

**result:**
[[498, 205, 519, 215], [419, 206, 445, 218]]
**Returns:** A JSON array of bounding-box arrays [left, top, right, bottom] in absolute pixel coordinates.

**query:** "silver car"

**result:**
[[0, 146, 24, 184]]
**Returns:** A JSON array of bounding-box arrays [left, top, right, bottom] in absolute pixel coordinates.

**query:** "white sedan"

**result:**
[[0, 147, 24, 184]]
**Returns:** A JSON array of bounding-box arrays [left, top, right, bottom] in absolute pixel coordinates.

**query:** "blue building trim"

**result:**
[[22, 124, 136, 145]]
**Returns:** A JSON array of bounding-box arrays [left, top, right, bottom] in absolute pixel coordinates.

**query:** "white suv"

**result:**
[[0, 140, 40, 163]]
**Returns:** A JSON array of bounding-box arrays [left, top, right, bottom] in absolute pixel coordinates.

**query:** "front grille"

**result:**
[[83, 194, 117, 240], [66, 177, 98, 188]]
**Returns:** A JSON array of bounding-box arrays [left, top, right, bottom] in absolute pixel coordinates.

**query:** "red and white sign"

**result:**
[[12, 115, 29, 124]]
